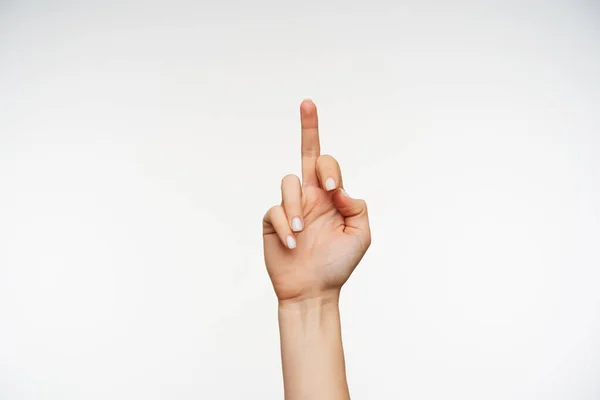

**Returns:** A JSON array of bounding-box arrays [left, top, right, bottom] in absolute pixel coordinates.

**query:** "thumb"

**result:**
[[332, 188, 371, 240]]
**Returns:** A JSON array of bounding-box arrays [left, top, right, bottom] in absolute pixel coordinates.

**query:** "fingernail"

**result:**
[[286, 235, 297, 249], [325, 177, 336, 191], [291, 217, 303, 232], [340, 188, 350, 197]]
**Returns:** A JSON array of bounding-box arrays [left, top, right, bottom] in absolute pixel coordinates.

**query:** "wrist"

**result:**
[[277, 289, 341, 312], [277, 289, 342, 338]]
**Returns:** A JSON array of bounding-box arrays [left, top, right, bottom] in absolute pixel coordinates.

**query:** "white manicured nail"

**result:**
[[340, 188, 350, 197], [286, 235, 297, 249], [291, 217, 303, 232], [325, 177, 336, 191]]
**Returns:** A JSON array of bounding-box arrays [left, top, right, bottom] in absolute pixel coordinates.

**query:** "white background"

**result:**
[[1, 1, 600, 399]]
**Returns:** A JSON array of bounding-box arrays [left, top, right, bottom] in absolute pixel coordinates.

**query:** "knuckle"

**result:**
[[264, 206, 274, 219], [266, 205, 280, 217]]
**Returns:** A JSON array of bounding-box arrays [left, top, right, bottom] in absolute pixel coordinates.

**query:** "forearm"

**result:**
[[277, 291, 350, 400]]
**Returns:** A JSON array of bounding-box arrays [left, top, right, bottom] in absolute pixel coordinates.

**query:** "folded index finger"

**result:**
[[300, 99, 320, 187]]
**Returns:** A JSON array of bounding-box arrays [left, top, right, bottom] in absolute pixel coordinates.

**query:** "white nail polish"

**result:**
[[286, 235, 297, 249], [325, 177, 336, 191], [291, 217, 303, 232]]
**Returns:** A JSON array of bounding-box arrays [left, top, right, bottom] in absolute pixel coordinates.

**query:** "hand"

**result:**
[[262, 100, 371, 304]]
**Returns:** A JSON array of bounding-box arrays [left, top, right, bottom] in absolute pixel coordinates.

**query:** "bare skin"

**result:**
[[262, 100, 371, 400]]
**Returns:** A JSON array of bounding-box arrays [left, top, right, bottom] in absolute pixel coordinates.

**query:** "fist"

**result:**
[[262, 100, 371, 303]]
